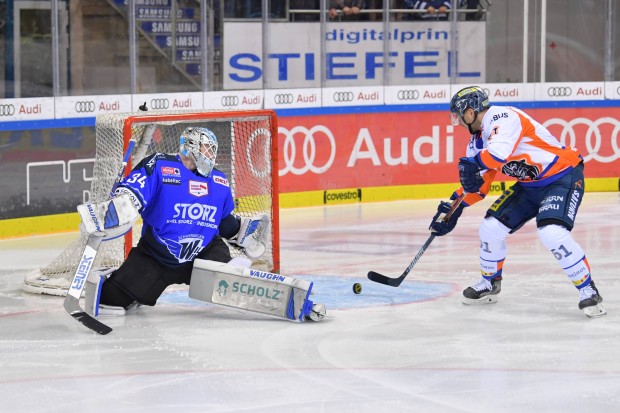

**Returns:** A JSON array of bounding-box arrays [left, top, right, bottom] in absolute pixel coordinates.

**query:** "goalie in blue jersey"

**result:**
[[78, 127, 326, 322]]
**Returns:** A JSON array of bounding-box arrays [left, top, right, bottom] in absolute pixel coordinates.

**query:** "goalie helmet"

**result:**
[[179, 127, 218, 177], [449, 86, 491, 126]]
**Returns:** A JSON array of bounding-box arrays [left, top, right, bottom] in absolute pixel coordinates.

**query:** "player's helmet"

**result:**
[[179, 127, 218, 177], [449, 86, 491, 126]]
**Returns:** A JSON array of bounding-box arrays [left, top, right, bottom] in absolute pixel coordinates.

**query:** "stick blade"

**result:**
[[71, 312, 113, 335], [367, 271, 404, 287], [64, 297, 113, 335]]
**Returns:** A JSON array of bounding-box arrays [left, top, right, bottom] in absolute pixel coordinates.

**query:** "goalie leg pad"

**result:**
[[189, 259, 325, 322], [85, 268, 122, 317], [85, 268, 142, 317]]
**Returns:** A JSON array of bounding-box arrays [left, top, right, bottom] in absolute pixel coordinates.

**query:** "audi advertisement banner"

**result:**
[[0, 82, 618, 122], [223, 22, 485, 89], [275, 107, 620, 193], [0, 106, 619, 223]]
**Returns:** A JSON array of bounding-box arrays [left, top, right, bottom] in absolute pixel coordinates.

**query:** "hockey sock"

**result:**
[[479, 217, 510, 279], [537, 224, 591, 289]]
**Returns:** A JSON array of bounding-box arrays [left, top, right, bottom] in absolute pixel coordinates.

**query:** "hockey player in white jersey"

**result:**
[[429, 86, 605, 318], [77, 126, 325, 322]]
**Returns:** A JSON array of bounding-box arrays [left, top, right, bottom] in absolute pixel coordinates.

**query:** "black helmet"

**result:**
[[449, 86, 490, 126]]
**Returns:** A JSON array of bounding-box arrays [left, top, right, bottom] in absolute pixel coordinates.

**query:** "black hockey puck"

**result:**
[[353, 282, 362, 294]]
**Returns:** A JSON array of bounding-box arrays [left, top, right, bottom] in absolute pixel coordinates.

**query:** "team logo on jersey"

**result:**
[[161, 166, 181, 176], [189, 180, 209, 197], [166, 235, 204, 263], [502, 159, 539, 180], [213, 176, 229, 187]]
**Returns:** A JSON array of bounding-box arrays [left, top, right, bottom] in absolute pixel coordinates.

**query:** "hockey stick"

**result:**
[[63, 139, 136, 335], [367, 193, 466, 287]]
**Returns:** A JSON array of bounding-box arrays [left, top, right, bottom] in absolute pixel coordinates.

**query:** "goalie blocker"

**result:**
[[189, 259, 326, 322]]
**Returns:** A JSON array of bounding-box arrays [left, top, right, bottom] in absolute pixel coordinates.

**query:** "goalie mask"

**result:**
[[179, 127, 218, 177]]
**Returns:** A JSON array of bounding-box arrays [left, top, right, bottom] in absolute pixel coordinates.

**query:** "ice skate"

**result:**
[[305, 303, 326, 322], [578, 281, 606, 318], [462, 276, 502, 305]]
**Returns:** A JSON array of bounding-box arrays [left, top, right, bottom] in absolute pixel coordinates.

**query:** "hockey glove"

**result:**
[[429, 200, 465, 236], [78, 193, 139, 241], [458, 157, 484, 193], [230, 214, 270, 259]]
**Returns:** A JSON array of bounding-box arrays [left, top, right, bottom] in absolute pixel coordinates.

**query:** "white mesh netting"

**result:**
[[23, 110, 278, 296]]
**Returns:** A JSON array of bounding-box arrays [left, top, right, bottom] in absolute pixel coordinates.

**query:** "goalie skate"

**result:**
[[578, 281, 606, 318], [305, 303, 326, 322], [462, 276, 502, 305]]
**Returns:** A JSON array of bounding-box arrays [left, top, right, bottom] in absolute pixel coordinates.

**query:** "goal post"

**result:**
[[23, 109, 280, 296]]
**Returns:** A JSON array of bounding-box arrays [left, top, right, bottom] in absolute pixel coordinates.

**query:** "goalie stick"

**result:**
[[367, 193, 466, 287], [63, 139, 136, 335]]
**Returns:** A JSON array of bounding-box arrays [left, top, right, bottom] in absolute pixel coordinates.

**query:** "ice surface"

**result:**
[[1, 193, 620, 412]]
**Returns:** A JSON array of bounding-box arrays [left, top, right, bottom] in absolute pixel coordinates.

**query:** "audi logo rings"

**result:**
[[333, 92, 354, 103], [221, 96, 239, 107], [0, 104, 16, 116], [274, 93, 294, 105], [547, 87, 572, 97], [74, 101, 95, 113], [396, 90, 420, 101], [279, 125, 336, 175], [150, 98, 170, 110], [543, 117, 620, 163]]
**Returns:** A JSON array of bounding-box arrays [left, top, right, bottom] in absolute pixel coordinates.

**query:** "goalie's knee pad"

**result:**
[[85, 268, 139, 317]]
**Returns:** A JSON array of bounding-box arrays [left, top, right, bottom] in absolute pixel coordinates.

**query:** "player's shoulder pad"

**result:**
[[210, 168, 230, 187], [136, 153, 180, 176]]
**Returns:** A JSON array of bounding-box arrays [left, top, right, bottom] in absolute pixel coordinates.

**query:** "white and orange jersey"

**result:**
[[457, 105, 582, 206]]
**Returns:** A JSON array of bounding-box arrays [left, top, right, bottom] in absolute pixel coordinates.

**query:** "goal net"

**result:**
[[23, 109, 279, 296]]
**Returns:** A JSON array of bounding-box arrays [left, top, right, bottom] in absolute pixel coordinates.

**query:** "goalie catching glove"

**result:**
[[229, 214, 270, 259], [78, 192, 140, 241]]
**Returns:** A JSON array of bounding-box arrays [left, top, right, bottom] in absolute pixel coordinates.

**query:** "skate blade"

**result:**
[[462, 295, 498, 306], [583, 304, 607, 318]]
